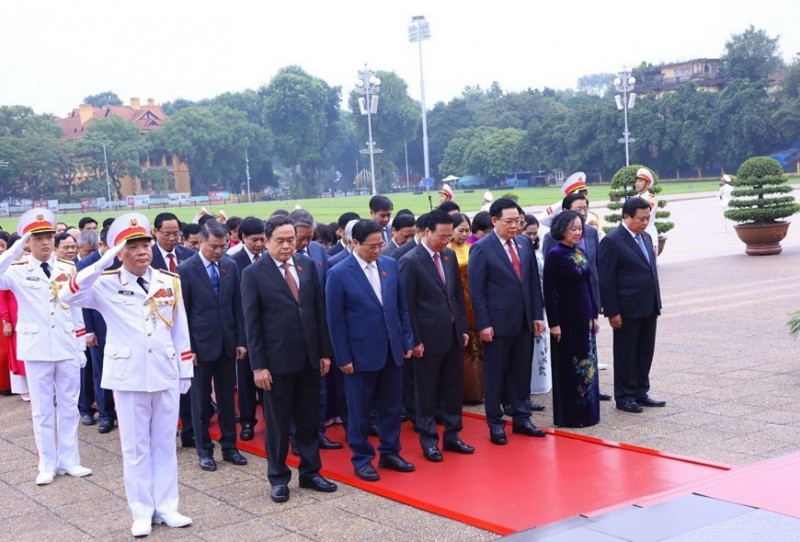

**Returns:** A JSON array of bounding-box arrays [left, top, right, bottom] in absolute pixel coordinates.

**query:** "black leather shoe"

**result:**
[[270, 484, 289, 503], [527, 400, 546, 412], [222, 449, 248, 465], [319, 434, 344, 450], [616, 400, 644, 413], [599, 392, 612, 401], [637, 395, 667, 407], [443, 439, 475, 454], [199, 456, 217, 472], [299, 474, 338, 492], [368, 424, 380, 437], [378, 454, 415, 472], [97, 420, 116, 434], [512, 421, 547, 437], [423, 447, 443, 462], [354, 462, 380, 481], [239, 423, 254, 441], [501, 404, 513, 417], [81, 414, 96, 426], [490, 428, 507, 445]]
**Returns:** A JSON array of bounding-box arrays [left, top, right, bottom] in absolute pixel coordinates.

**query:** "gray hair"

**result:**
[[343, 219, 359, 243], [76, 230, 99, 248], [289, 209, 316, 230]]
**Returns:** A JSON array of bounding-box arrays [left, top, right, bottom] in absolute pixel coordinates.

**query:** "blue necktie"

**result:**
[[208, 263, 220, 296], [635, 235, 650, 265]]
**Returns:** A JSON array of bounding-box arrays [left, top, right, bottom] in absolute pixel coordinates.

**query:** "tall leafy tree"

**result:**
[[723, 26, 783, 82], [577, 73, 616, 97], [716, 79, 777, 168], [83, 91, 123, 107]]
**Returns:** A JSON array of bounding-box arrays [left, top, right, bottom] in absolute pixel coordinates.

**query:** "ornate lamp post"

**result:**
[[613, 69, 637, 167], [355, 65, 382, 195]]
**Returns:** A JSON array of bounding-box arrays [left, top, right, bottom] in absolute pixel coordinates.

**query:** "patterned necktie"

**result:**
[[167, 253, 177, 272], [136, 276, 148, 294], [506, 240, 521, 279], [433, 252, 446, 286], [208, 262, 220, 296], [282, 262, 299, 302], [366, 263, 382, 304], [40, 262, 51, 279], [635, 235, 651, 265]]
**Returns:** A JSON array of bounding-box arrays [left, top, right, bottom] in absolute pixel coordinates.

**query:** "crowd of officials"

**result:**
[[0, 169, 664, 537]]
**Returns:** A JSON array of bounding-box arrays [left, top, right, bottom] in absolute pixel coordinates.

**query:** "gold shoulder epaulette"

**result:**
[[11, 261, 25, 265], [57, 258, 76, 267], [101, 269, 121, 275], [160, 270, 180, 278]]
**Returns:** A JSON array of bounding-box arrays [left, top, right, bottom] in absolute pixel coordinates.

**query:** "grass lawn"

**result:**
[[1, 178, 791, 232]]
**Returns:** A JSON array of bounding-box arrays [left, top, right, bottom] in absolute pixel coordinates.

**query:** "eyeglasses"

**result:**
[[362, 242, 385, 251]]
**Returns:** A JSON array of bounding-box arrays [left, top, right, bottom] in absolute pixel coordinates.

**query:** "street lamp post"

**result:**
[[408, 15, 432, 183], [613, 69, 637, 167], [355, 65, 382, 195]]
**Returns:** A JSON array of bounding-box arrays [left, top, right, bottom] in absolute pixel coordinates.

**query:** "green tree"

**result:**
[[723, 25, 783, 82], [773, 58, 800, 142], [76, 115, 147, 200], [262, 66, 340, 197], [83, 91, 123, 107], [577, 72, 616, 97], [716, 79, 777, 169]]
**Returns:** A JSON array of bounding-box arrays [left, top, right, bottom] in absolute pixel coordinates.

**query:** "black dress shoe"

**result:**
[[616, 400, 644, 413], [599, 392, 612, 401], [81, 414, 96, 426], [512, 421, 547, 437], [378, 454, 415, 472], [299, 474, 338, 492], [422, 447, 443, 462], [199, 456, 217, 471], [354, 462, 380, 481], [319, 434, 344, 450], [637, 395, 667, 407], [490, 428, 507, 445], [368, 424, 380, 437], [239, 423, 254, 441], [222, 449, 248, 465], [270, 484, 289, 503], [97, 420, 116, 434], [527, 400, 546, 412], [443, 439, 475, 454], [501, 404, 513, 417]]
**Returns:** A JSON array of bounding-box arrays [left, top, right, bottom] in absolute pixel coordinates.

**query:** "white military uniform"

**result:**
[[0, 214, 86, 479], [539, 171, 589, 228], [60, 216, 193, 524]]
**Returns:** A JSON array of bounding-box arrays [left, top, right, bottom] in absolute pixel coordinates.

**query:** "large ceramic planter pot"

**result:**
[[657, 235, 667, 256], [734, 222, 790, 256]]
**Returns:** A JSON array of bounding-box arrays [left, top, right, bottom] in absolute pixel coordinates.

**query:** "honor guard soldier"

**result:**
[[60, 213, 194, 538], [0, 208, 90, 486], [539, 172, 603, 231]]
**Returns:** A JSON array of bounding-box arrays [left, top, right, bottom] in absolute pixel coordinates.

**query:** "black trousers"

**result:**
[[262, 363, 322, 485], [414, 339, 464, 449], [236, 356, 258, 427], [191, 355, 237, 457], [613, 312, 658, 403], [482, 321, 533, 430]]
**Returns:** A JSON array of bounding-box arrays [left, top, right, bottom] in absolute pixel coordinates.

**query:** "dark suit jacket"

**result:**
[[231, 247, 259, 279], [151, 244, 193, 272], [543, 224, 601, 310], [325, 254, 414, 371], [598, 225, 661, 320], [392, 237, 418, 261], [467, 232, 544, 337], [241, 254, 331, 375], [399, 244, 468, 355], [300, 241, 329, 290], [381, 239, 402, 259], [177, 254, 246, 362], [327, 240, 345, 257], [328, 248, 351, 268]]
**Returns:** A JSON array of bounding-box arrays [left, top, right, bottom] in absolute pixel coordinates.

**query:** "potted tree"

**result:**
[[603, 165, 674, 255], [725, 156, 800, 255]]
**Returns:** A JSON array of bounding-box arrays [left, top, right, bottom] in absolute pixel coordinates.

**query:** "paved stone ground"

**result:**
[[0, 191, 798, 541]]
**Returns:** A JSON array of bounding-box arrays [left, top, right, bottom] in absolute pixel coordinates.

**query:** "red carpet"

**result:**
[[211, 410, 729, 534]]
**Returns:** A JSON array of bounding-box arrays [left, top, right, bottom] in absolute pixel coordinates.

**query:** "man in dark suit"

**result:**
[[242, 215, 337, 503], [542, 193, 611, 402], [468, 198, 546, 445], [326, 220, 415, 482], [230, 216, 266, 441], [381, 214, 415, 259], [598, 197, 665, 414], [392, 213, 427, 262], [369, 194, 394, 244], [399, 210, 474, 462], [177, 220, 248, 471], [76, 227, 119, 433], [327, 212, 360, 257], [150, 212, 196, 447]]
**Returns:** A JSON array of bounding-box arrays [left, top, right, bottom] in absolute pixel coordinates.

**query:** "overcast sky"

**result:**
[[1, 0, 798, 117]]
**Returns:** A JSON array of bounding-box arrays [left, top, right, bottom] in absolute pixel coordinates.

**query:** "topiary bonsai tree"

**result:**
[[603, 165, 674, 236], [724, 156, 800, 224]]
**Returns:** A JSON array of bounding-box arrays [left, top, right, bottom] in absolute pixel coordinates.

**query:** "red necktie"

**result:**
[[167, 253, 176, 272], [433, 252, 446, 285], [282, 262, 300, 302], [506, 240, 521, 279], [253, 253, 260, 262]]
